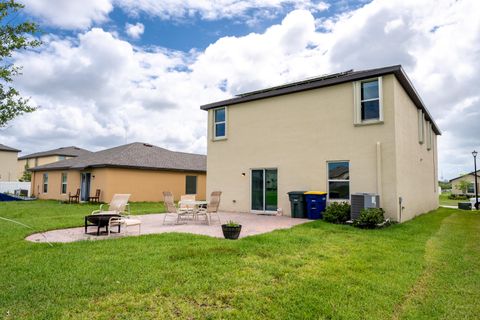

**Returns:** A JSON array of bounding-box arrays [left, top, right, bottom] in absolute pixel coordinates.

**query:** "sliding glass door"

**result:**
[[251, 169, 278, 212]]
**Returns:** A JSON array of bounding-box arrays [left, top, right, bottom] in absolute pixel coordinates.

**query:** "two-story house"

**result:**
[[201, 65, 440, 222], [17, 146, 91, 180], [0, 144, 21, 181]]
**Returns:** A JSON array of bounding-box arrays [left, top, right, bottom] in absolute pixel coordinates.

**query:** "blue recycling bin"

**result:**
[[304, 191, 327, 219]]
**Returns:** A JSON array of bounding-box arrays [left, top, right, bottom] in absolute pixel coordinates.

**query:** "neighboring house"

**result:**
[[201, 65, 440, 222], [0, 144, 21, 181], [450, 171, 479, 196], [29, 142, 206, 202], [18, 146, 91, 180]]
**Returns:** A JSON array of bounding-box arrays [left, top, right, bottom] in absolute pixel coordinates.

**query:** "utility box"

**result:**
[[351, 193, 380, 220]]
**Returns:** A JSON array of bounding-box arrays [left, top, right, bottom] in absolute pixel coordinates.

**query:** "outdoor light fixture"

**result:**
[[473, 150, 479, 210]]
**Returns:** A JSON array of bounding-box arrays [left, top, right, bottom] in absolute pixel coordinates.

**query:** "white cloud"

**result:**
[[6, 0, 480, 180], [21, 0, 113, 29], [125, 22, 145, 39]]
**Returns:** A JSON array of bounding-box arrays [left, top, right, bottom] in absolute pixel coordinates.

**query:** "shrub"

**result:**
[[353, 208, 385, 229], [323, 202, 351, 224], [448, 194, 469, 200]]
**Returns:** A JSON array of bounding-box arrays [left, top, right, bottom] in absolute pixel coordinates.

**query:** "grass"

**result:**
[[439, 192, 470, 206], [0, 201, 479, 319]]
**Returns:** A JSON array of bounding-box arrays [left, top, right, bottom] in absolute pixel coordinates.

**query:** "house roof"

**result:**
[[18, 146, 91, 160], [200, 65, 441, 135], [449, 170, 479, 182], [0, 143, 20, 152], [30, 142, 207, 173]]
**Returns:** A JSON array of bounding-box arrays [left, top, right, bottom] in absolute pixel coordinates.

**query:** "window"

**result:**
[[468, 183, 475, 194], [58, 155, 66, 161], [418, 110, 425, 144], [61, 172, 67, 194], [34, 158, 38, 167], [354, 78, 383, 124], [328, 161, 350, 200], [186, 176, 197, 195], [43, 173, 48, 193], [213, 107, 226, 139]]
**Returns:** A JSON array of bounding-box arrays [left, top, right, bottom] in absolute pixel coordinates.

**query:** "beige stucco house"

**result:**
[[0, 144, 21, 181], [18, 146, 91, 180], [201, 65, 440, 222], [30, 142, 206, 202], [450, 171, 479, 196]]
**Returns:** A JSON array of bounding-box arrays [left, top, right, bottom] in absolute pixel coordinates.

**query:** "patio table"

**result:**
[[84, 213, 121, 235]]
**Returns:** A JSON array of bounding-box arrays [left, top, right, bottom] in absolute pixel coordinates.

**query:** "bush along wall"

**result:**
[[323, 202, 351, 224], [353, 208, 385, 229]]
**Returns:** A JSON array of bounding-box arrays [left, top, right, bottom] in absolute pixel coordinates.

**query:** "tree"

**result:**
[[0, 0, 40, 127], [19, 163, 31, 182], [456, 179, 470, 195], [438, 180, 451, 190]]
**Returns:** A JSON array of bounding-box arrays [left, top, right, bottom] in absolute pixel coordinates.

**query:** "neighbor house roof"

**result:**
[[449, 170, 479, 182], [200, 65, 441, 135], [18, 146, 91, 160], [0, 143, 20, 152], [30, 142, 207, 173]]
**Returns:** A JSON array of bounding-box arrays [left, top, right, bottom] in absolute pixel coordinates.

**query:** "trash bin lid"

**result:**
[[304, 191, 327, 195], [288, 191, 307, 195]]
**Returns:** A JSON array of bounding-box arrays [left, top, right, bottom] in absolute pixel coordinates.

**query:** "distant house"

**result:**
[[201, 65, 440, 222], [0, 144, 21, 181], [18, 146, 91, 180], [29, 142, 206, 202], [450, 171, 479, 196]]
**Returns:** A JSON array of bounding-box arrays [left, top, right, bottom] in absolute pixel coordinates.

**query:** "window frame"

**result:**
[[43, 173, 48, 193], [327, 161, 350, 201], [353, 77, 383, 125], [185, 175, 197, 195], [213, 107, 227, 140], [61, 172, 67, 194]]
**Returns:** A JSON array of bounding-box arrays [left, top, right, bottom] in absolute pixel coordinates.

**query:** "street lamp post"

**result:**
[[473, 150, 479, 210]]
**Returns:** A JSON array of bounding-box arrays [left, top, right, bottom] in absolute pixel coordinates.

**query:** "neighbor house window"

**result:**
[[34, 158, 38, 167], [61, 172, 67, 194], [418, 110, 425, 144], [328, 161, 350, 200], [467, 183, 475, 194], [58, 155, 66, 161], [186, 176, 197, 195], [354, 77, 383, 124], [213, 107, 227, 139], [43, 173, 48, 193]]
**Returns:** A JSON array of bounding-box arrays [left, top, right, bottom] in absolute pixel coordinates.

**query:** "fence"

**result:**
[[0, 182, 31, 196]]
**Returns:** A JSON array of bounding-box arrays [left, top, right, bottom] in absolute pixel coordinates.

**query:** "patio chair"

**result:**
[[91, 194, 141, 235], [197, 191, 222, 225], [68, 189, 80, 203], [163, 191, 190, 224], [179, 194, 196, 214], [88, 189, 101, 203]]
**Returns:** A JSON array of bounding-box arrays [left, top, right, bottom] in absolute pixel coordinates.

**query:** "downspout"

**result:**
[[376, 142, 382, 198]]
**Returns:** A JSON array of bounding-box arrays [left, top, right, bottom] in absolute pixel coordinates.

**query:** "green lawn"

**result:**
[[439, 193, 467, 206], [1, 201, 479, 319]]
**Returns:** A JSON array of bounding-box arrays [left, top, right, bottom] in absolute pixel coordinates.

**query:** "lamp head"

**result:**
[[473, 150, 478, 158]]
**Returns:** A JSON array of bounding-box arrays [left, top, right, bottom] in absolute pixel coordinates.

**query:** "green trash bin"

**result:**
[[287, 191, 307, 218]]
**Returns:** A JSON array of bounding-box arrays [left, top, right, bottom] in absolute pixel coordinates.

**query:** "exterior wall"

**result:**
[[451, 174, 478, 195], [0, 151, 19, 181], [32, 168, 206, 202], [18, 155, 72, 179], [206, 74, 400, 220], [393, 78, 439, 221]]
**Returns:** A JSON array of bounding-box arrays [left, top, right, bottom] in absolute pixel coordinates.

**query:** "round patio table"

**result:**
[[84, 213, 121, 235]]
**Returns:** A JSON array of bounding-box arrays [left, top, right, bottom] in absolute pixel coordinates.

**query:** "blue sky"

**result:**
[[2, 0, 480, 180]]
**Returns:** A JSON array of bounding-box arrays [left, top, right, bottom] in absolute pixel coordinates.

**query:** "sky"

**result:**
[[1, 0, 479, 180]]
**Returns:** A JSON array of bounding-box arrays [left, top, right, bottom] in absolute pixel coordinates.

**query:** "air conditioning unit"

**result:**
[[350, 193, 380, 220]]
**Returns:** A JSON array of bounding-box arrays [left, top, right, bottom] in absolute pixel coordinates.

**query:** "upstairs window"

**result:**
[[354, 77, 383, 124], [213, 107, 227, 139], [43, 173, 48, 193], [58, 155, 66, 161]]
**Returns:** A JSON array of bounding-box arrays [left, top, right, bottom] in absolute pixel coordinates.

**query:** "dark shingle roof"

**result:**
[[449, 170, 479, 182], [30, 142, 206, 172], [18, 146, 91, 160], [0, 144, 20, 152], [200, 65, 441, 135]]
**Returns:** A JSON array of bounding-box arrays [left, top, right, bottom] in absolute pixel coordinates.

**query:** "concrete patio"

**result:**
[[26, 212, 312, 243]]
